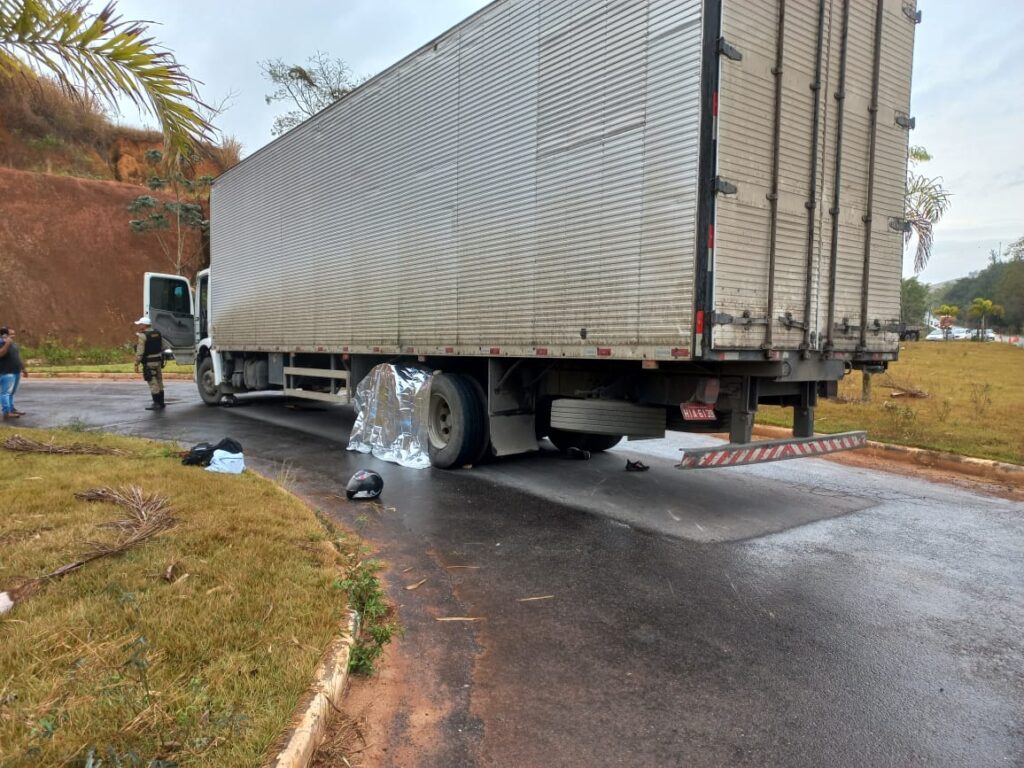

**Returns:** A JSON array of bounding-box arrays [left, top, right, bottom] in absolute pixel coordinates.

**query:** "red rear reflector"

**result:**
[[712, 90, 719, 117], [642, 360, 659, 369], [445, 347, 454, 354], [490, 347, 501, 355], [597, 348, 612, 357], [372, 347, 381, 353], [708, 225, 715, 249], [405, 347, 415, 353], [672, 348, 690, 358], [696, 310, 705, 334], [535, 347, 548, 356]]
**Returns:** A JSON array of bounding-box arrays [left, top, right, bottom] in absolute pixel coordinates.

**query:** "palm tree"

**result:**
[[0, 0, 212, 161], [968, 298, 1003, 340], [935, 303, 959, 340], [905, 146, 952, 274]]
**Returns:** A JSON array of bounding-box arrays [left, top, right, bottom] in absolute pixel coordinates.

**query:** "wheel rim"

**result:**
[[201, 364, 217, 398], [428, 392, 453, 450]]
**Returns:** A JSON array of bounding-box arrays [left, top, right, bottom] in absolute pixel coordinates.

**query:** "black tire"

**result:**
[[427, 373, 486, 469], [465, 376, 493, 466], [547, 429, 622, 453], [535, 396, 553, 440], [196, 356, 222, 406]]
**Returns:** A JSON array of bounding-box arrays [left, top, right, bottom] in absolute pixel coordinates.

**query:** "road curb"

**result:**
[[752, 425, 1024, 487], [267, 610, 360, 768]]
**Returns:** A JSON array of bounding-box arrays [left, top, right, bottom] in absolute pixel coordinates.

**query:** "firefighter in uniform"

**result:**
[[133, 316, 167, 410]]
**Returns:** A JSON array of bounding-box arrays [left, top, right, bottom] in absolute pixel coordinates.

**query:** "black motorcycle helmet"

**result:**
[[346, 469, 383, 500]]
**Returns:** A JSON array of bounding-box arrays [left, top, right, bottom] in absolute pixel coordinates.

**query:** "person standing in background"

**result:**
[[0, 327, 27, 419], [133, 316, 167, 410]]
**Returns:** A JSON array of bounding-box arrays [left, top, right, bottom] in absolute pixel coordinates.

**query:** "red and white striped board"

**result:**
[[677, 432, 867, 470]]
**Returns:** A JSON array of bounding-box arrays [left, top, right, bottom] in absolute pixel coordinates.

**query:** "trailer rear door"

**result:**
[[710, 0, 916, 358]]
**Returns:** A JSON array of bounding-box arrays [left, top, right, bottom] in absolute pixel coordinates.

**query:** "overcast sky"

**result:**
[[113, 0, 1024, 285]]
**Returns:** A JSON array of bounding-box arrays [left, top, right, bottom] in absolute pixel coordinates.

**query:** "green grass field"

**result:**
[[0, 427, 349, 766], [33, 362, 194, 376], [758, 341, 1024, 464]]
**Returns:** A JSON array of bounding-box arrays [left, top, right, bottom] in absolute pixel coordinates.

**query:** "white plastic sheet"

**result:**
[[347, 364, 432, 469], [205, 450, 245, 474]]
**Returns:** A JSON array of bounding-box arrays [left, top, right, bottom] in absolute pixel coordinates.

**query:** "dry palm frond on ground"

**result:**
[[879, 373, 929, 399], [0, 485, 176, 613], [2, 433, 128, 455]]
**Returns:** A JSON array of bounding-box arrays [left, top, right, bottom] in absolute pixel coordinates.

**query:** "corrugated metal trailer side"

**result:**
[[211, 0, 706, 360], [162, 0, 921, 467], [705, 0, 915, 361]]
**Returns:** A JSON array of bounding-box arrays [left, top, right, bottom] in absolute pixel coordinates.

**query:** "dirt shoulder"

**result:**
[[750, 425, 1024, 502]]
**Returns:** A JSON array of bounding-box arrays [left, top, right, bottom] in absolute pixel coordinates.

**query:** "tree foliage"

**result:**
[[1006, 235, 1024, 262], [260, 51, 360, 136], [900, 277, 930, 326], [932, 243, 1024, 334], [0, 0, 212, 162], [128, 148, 211, 275], [904, 146, 951, 274], [968, 298, 1003, 337]]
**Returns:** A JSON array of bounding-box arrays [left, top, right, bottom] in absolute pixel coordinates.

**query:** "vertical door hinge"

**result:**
[[717, 37, 743, 61], [895, 113, 916, 130], [902, 4, 922, 23], [714, 177, 738, 195]]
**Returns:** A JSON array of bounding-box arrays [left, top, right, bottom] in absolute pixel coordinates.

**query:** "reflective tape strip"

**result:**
[[678, 432, 867, 470]]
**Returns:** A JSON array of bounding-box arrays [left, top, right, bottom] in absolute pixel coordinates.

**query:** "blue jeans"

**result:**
[[0, 373, 14, 415]]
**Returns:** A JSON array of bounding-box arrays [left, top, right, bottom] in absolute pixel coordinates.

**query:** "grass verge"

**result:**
[[32, 362, 194, 376], [0, 426, 385, 767], [21, 339, 193, 376], [21, 340, 134, 367], [757, 341, 1024, 465]]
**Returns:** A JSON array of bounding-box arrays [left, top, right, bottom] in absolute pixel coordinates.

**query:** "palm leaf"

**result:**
[[0, 0, 213, 162], [905, 171, 952, 273]]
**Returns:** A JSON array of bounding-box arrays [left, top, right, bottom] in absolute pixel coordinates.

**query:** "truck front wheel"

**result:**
[[196, 356, 222, 406], [427, 373, 486, 469]]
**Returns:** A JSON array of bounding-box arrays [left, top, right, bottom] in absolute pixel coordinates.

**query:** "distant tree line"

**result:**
[[901, 235, 1024, 334]]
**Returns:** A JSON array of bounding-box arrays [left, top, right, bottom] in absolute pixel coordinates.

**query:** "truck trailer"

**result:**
[[145, 0, 918, 469]]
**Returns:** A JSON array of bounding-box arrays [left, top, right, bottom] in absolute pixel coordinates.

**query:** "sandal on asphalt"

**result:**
[[566, 447, 591, 461], [625, 460, 650, 472]]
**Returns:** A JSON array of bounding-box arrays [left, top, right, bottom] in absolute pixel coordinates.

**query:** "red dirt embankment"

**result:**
[[0, 167, 200, 346]]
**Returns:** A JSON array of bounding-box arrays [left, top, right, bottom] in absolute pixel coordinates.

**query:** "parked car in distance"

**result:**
[[925, 328, 945, 341], [970, 329, 996, 341], [951, 327, 971, 340]]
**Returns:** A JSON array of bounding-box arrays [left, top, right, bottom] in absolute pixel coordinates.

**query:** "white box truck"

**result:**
[[145, 0, 918, 469]]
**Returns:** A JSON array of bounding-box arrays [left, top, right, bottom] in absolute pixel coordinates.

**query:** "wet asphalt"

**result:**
[[12, 379, 1024, 767]]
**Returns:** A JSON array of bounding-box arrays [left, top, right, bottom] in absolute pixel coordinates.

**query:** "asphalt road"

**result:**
[[12, 379, 1024, 767]]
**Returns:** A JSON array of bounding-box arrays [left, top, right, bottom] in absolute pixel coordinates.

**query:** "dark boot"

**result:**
[[145, 393, 160, 410], [156, 391, 166, 409]]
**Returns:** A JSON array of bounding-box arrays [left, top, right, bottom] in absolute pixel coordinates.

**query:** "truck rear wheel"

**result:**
[[547, 430, 622, 454], [197, 356, 222, 406], [427, 373, 486, 469]]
